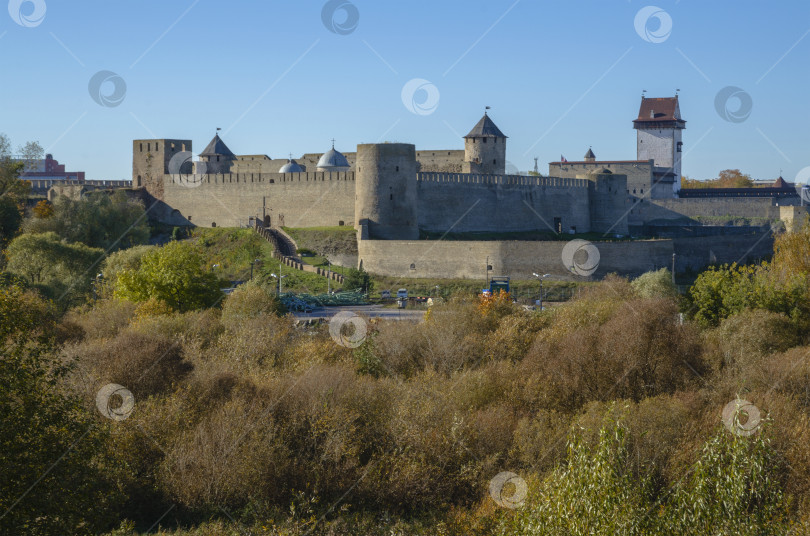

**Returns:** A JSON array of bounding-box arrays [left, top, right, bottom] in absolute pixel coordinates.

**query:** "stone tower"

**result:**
[[463, 112, 507, 175], [132, 139, 192, 199], [199, 133, 236, 174], [355, 143, 418, 240], [633, 95, 686, 193]]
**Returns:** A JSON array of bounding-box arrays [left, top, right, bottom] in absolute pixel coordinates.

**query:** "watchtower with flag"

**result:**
[[199, 128, 236, 174], [462, 107, 507, 175]]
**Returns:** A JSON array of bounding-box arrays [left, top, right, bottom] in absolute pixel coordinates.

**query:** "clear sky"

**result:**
[[2, 0, 809, 182]]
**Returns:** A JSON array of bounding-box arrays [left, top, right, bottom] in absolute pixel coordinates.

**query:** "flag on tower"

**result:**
[[561, 155, 568, 163]]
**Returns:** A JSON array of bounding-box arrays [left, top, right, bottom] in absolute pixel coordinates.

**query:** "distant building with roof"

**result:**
[[16, 153, 85, 182]]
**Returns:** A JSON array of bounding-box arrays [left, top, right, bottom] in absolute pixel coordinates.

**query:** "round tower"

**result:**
[[355, 143, 418, 240], [463, 112, 507, 175]]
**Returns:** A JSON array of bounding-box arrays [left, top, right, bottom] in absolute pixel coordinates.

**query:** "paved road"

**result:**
[[291, 304, 426, 321]]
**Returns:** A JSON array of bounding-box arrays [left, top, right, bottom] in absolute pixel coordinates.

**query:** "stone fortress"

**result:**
[[133, 96, 807, 280]]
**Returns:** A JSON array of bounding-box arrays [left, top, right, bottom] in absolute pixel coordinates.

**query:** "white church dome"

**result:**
[[316, 142, 350, 172], [279, 159, 303, 173]]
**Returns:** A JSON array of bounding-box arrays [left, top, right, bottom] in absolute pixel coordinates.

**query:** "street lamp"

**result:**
[[270, 273, 287, 295], [250, 258, 261, 280], [532, 273, 551, 310]]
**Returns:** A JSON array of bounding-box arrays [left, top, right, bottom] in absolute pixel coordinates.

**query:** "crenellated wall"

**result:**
[[160, 171, 356, 228], [415, 172, 594, 234]]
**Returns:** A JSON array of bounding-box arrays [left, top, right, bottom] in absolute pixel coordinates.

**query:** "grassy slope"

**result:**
[[283, 226, 358, 255], [190, 228, 336, 294]]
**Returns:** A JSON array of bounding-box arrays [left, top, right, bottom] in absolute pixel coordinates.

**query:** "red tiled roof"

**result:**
[[633, 96, 686, 127]]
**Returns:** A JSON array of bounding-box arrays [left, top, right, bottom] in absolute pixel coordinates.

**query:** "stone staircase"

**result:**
[[254, 222, 345, 284]]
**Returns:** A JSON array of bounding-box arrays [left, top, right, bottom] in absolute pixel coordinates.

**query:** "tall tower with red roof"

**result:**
[[633, 95, 686, 193]]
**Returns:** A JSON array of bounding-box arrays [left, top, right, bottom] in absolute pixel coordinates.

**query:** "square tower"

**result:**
[[132, 139, 192, 199], [633, 96, 685, 194]]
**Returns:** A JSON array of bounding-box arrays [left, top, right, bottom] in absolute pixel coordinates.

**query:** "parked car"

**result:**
[[381, 290, 391, 299]]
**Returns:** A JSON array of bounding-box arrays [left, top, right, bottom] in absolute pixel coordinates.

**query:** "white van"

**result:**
[[397, 288, 408, 299]]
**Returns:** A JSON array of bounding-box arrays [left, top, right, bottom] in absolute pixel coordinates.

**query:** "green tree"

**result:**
[[497, 413, 656, 535], [688, 262, 810, 329], [0, 285, 121, 534], [631, 268, 678, 299], [25, 190, 149, 251], [114, 241, 222, 312], [0, 134, 30, 201], [0, 195, 23, 249], [5, 232, 105, 305], [663, 425, 787, 535], [342, 266, 373, 294], [18, 140, 44, 173]]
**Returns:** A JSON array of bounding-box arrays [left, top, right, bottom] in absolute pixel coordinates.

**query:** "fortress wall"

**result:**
[[643, 198, 782, 223], [357, 238, 675, 280], [160, 172, 356, 228], [549, 161, 654, 195], [357, 231, 775, 280], [673, 231, 774, 272], [415, 150, 465, 173], [415, 174, 592, 233]]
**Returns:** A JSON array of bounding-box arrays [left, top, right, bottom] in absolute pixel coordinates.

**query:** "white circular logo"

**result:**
[[722, 398, 761, 437], [561, 239, 601, 276], [714, 86, 753, 124], [328, 311, 368, 348], [88, 70, 127, 108], [489, 471, 527, 509], [168, 151, 206, 188], [96, 383, 135, 421], [794, 166, 810, 187], [321, 0, 359, 35], [401, 78, 440, 116], [634, 6, 672, 43], [8, 0, 46, 27]]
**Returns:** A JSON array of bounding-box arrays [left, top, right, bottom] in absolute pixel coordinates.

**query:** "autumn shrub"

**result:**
[[210, 315, 295, 374], [66, 328, 192, 399], [220, 282, 285, 326], [704, 309, 802, 371], [64, 298, 136, 340], [522, 297, 705, 411], [370, 297, 524, 378]]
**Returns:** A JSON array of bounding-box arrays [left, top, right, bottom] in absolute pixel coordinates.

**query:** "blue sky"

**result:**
[[2, 0, 809, 181]]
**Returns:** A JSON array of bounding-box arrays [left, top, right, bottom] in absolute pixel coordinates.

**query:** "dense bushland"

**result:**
[[2, 224, 810, 534]]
